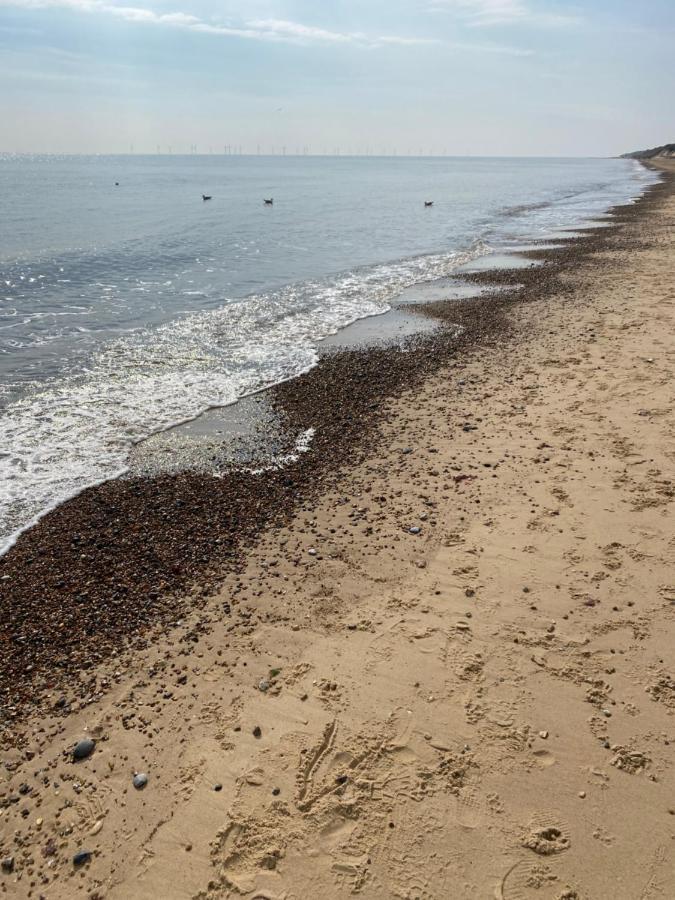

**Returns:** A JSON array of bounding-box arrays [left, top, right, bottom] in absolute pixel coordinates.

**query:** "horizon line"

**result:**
[[0, 151, 619, 160]]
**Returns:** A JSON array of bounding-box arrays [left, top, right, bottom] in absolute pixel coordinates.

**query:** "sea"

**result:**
[[0, 154, 659, 552]]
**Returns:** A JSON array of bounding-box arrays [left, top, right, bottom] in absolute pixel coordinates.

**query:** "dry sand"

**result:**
[[1, 163, 674, 899]]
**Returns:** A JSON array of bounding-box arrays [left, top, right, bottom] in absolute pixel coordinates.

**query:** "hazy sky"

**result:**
[[1, 0, 673, 155]]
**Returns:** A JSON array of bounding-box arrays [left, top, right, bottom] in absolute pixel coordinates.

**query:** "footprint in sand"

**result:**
[[451, 781, 486, 829], [496, 859, 579, 900], [647, 673, 675, 707], [531, 748, 557, 768], [387, 705, 416, 750], [521, 812, 571, 856], [455, 651, 485, 682], [366, 618, 406, 668], [314, 813, 358, 854], [331, 853, 371, 893]]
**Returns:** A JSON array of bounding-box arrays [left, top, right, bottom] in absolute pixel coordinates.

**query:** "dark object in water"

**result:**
[[424, 200, 434, 207], [264, 198, 274, 205], [202, 194, 212, 201]]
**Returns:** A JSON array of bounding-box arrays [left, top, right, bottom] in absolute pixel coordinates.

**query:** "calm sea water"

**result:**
[[0, 154, 658, 550]]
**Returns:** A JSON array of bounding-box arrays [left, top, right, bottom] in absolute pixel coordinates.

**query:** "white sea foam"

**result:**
[[242, 427, 316, 475], [0, 244, 487, 553]]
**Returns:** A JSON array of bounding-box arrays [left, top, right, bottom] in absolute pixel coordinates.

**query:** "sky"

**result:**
[[0, 0, 673, 156]]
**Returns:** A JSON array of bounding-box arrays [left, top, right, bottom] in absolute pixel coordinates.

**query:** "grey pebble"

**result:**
[[133, 773, 148, 790], [72, 738, 95, 761], [73, 850, 92, 867]]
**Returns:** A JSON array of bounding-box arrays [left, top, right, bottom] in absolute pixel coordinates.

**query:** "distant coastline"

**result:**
[[620, 141, 675, 160]]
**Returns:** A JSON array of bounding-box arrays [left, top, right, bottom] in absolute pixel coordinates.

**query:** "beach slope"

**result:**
[[1, 164, 674, 899]]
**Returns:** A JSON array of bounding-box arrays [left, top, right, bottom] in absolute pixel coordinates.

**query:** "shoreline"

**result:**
[[0, 168, 669, 730], [0, 160, 673, 897], [0, 162, 655, 556]]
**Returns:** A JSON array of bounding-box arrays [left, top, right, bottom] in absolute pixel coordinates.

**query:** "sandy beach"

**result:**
[[1, 161, 674, 899]]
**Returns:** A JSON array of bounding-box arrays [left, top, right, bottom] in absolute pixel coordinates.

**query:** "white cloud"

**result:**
[[449, 0, 527, 24], [247, 20, 443, 47], [0, 0, 437, 46], [0, 0, 542, 55], [430, 0, 581, 28], [248, 18, 363, 45]]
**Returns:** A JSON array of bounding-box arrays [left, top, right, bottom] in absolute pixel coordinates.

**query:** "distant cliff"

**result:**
[[621, 143, 675, 160]]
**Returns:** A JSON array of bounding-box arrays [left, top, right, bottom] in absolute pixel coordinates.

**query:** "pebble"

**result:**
[[253, 725, 262, 738], [539, 730, 549, 740], [132, 773, 148, 790], [90, 821, 103, 835], [72, 738, 96, 761], [73, 850, 92, 867], [1, 857, 14, 874], [409, 526, 421, 535], [578, 791, 586, 799], [258, 679, 270, 692], [214, 783, 223, 792]]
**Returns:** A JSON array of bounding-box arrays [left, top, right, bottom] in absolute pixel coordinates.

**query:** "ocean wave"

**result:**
[[0, 243, 487, 553]]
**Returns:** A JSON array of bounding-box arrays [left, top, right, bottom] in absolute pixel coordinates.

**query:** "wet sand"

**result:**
[[1, 162, 674, 898]]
